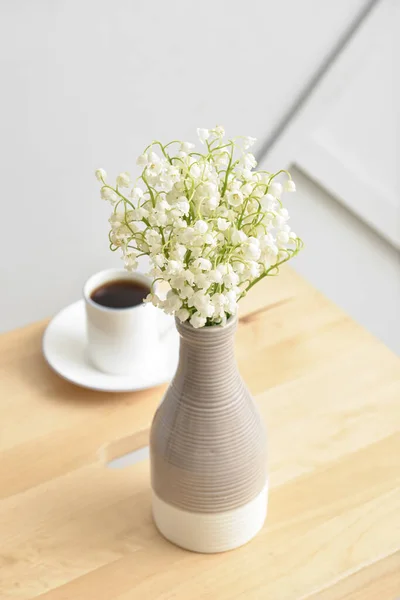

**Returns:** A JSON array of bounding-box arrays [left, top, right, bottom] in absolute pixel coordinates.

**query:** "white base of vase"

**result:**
[[152, 483, 268, 553]]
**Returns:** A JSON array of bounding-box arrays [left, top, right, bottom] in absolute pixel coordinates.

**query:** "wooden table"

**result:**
[[1, 267, 399, 599]]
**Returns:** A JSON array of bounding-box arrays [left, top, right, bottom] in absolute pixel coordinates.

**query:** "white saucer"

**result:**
[[42, 300, 179, 392]]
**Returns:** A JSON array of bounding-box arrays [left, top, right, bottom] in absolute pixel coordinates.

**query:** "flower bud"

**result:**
[[284, 179, 296, 192], [116, 172, 131, 188], [95, 168, 107, 182]]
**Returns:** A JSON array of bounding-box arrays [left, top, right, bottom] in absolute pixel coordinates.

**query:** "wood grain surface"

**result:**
[[0, 267, 399, 599]]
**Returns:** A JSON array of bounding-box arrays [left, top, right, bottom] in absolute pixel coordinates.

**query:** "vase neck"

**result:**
[[173, 317, 240, 397]]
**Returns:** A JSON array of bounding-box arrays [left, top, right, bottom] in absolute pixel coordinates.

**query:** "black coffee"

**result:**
[[90, 279, 149, 309]]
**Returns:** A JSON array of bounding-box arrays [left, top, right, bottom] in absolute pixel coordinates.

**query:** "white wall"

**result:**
[[0, 0, 366, 331]]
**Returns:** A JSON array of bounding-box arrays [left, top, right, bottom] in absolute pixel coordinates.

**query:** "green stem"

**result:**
[[239, 245, 301, 299], [103, 185, 135, 209], [143, 140, 172, 164], [141, 171, 156, 208], [221, 143, 234, 197]]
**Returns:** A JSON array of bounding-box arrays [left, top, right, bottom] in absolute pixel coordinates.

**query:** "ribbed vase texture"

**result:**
[[150, 316, 268, 552]]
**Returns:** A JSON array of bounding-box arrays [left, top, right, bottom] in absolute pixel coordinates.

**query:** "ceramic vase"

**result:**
[[150, 315, 267, 553]]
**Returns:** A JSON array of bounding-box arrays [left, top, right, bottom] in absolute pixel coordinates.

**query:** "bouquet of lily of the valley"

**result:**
[[95, 126, 303, 328]]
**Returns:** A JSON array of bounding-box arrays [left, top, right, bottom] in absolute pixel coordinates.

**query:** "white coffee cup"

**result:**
[[84, 268, 160, 376]]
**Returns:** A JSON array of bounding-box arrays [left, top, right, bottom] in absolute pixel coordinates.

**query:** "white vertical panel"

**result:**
[[283, 168, 400, 355], [262, 0, 400, 247]]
